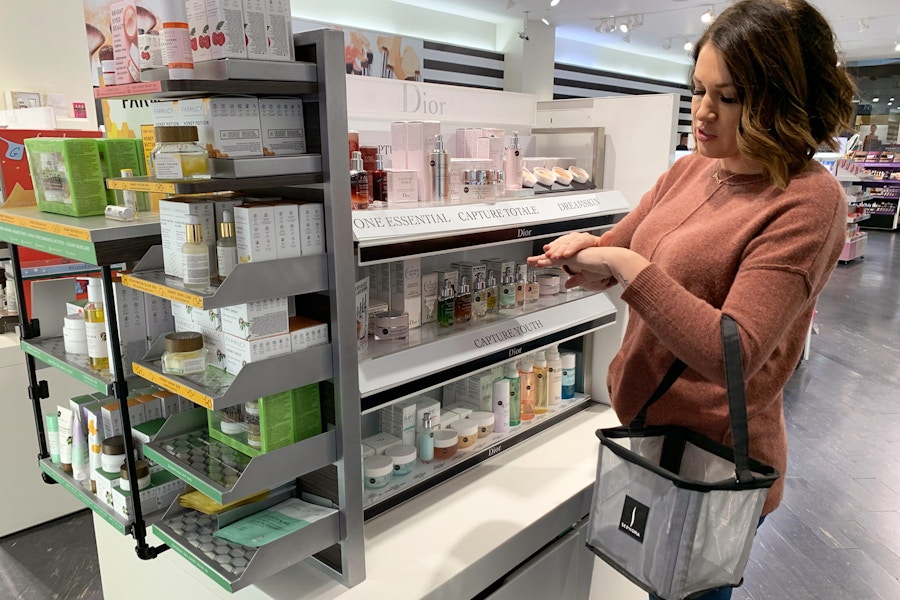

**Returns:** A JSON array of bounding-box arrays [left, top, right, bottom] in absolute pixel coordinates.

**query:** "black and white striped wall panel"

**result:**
[[553, 63, 692, 134], [421, 41, 505, 91]]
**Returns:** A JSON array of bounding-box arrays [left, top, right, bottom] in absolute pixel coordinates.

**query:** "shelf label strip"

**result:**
[[352, 191, 629, 242], [133, 363, 214, 409], [0, 212, 92, 241], [94, 80, 164, 98], [121, 274, 205, 308], [0, 221, 96, 264], [106, 178, 178, 193]]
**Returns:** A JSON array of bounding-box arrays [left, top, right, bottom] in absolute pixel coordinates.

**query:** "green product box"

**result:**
[[97, 138, 145, 205], [208, 385, 322, 458], [24, 138, 107, 217]]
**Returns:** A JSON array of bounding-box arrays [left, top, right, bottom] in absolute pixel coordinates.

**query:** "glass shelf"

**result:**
[[39, 459, 132, 534]]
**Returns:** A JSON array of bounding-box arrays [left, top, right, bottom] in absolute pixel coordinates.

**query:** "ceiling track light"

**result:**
[[895, 42, 900, 52], [701, 6, 715, 24], [550, 0, 560, 6], [683, 37, 694, 52], [542, 15, 551, 26], [858, 18, 869, 33]]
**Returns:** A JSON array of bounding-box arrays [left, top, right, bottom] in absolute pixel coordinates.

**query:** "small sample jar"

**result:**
[[433, 429, 459, 459], [63, 313, 88, 355], [219, 406, 244, 435], [244, 401, 261, 449], [450, 419, 478, 449], [161, 332, 208, 376], [384, 444, 417, 476], [101, 436, 127, 474], [119, 459, 151, 492], [150, 125, 210, 181], [363, 455, 393, 489], [469, 411, 496, 438], [537, 274, 561, 296], [373, 311, 409, 341]]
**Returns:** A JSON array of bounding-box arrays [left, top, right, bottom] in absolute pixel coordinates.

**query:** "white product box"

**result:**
[[209, 196, 244, 238], [414, 396, 441, 433], [465, 128, 483, 159], [221, 297, 289, 341], [451, 261, 486, 292], [127, 398, 146, 428], [263, 0, 293, 61], [380, 398, 417, 446], [405, 121, 426, 201], [186, 0, 213, 63], [153, 391, 181, 418], [440, 409, 459, 429], [259, 98, 306, 155], [434, 266, 459, 294], [449, 158, 492, 199], [361, 432, 402, 456], [356, 277, 369, 353], [361, 443, 376, 459], [112, 277, 146, 345], [367, 301, 388, 337], [234, 203, 277, 263], [298, 203, 325, 256], [173, 315, 193, 332], [445, 404, 474, 421], [170, 300, 194, 324], [144, 296, 174, 347], [159, 198, 216, 278], [137, 395, 163, 421], [482, 258, 517, 285], [384, 169, 418, 203], [192, 307, 221, 332], [242, 0, 268, 60], [421, 272, 437, 325], [182, 97, 264, 158], [206, 0, 247, 60], [273, 203, 302, 258], [390, 258, 421, 329], [151, 100, 179, 127], [224, 331, 292, 375], [390, 122, 408, 169], [368, 264, 389, 303], [199, 325, 227, 370], [101, 402, 123, 439], [289, 316, 329, 352], [94, 469, 120, 507]]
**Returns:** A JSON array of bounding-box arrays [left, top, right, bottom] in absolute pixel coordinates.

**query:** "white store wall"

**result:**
[[0, 0, 97, 127]]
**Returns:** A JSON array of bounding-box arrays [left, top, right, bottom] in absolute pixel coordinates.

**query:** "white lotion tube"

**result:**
[[57, 406, 74, 473], [492, 378, 510, 434]]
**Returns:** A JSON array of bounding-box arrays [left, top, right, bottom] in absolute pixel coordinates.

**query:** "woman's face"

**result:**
[[691, 44, 747, 171]]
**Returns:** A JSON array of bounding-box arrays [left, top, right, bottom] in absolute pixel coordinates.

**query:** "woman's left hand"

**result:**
[[527, 246, 650, 290]]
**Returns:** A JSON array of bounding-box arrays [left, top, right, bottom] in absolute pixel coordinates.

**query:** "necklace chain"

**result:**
[[712, 165, 742, 185]]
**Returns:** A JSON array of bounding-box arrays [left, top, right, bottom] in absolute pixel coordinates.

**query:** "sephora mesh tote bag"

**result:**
[[586, 315, 779, 600]]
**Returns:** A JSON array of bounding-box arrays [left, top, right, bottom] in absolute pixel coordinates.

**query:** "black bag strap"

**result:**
[[628, 314, 754, 483]]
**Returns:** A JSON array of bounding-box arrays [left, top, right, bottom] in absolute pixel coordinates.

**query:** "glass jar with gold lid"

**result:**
[[150, 125, 210, 180]]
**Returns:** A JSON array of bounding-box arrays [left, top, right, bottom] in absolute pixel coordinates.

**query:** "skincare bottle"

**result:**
[[119, 168, 139, 216], [546, 345, 563, 406], [472, 273, 487, 318], [492, 378, 511, 434], [455, 276, 472, 323], [533, 351, 549, 414], [505, 131, 523, 190], [485, 270, 498, 314], [525, 268, 540, 304], [83, 277, 109, 371], [503, 362, 521, 427], [216, 209, 238, 278], [418, 411, 435, 463], [182, 214, 210, 288], [429, 133, 450, 202], [561, 352, 576, 400], [499, 267, 516, 310], [515, 268, 526, 308], [159, 0, 194, 79], [438, 280, 456, 328], [518, 358, 536, 421], [46, 413, 60, 464], [372, 153, 387, 202], [350, 150, 369, 210]]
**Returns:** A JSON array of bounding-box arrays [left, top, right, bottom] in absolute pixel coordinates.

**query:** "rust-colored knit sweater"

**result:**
[[605, 152, 845, 514]]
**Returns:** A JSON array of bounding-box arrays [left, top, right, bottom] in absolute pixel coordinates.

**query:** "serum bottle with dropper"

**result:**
[[182, 214, 210, 289], [216, 209, 238, 278], [350, 150, 369, 210]]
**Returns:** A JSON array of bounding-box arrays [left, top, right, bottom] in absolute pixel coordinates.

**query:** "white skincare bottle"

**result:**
[[492, 378, 511, 434], [216, 209, 239, 278], [505, 131, 523, 190], [418, 411, 435, 463], [182, 214, 210, 288], [546, 345, 563, 406], [429, 133, 450, 202], [83, 277, 109, 372]]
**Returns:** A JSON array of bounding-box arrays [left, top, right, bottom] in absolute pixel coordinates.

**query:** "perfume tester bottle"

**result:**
[[485, 270, 498, 314], [455, 276, 472, 323], [437, 280, 456, 328], [525, 268, 540, 304], [418, 412, 435, 463], [472, 273, 487, 318], [350, 150, 369, 210], [499, 268, 516, 310]]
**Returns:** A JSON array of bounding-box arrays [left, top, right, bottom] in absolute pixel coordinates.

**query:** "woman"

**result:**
[[529, 1, 854, 598]]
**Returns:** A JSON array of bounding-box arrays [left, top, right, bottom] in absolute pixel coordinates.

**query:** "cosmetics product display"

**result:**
[[433, 429, 458, 459], [363, 455, 394, 489], [492, 379, 511, 434], [161, 332, 208, 376], [157, 431, 251, 487], [561, 352, 577, 400], [450, 419, 478, 449], [150, 126, 209, 180], [503, 362, 522, 427], [533, 352, 549, 415], [216, 209, 239, 278], [350, 150, 369, 210], [472, 274, 488, 318], [119, 459, 151, 492], [469, 411, 495, 438], [384, 445, 417, 475], [162, 512, 257, 577], [83, 278, 109, 372], [373, 311, 410, 341], [518, 359, 536, 421], [100, 436, 128, 474], [547, 346, 563, 406], [537, 274, 561, 296], [505, 131, 523, 190], [455, 277, 472, 323], [182, 215, 211, 288]]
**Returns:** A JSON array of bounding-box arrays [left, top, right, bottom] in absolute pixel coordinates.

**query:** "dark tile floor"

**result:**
[[1, 232, 899, 600]]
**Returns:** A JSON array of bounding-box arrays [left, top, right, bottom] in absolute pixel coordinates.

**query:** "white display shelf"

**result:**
[[143, 409, 336, 504], [39, 459, 132, 534], [361, 394, 591, 519], [352, 190, 629, 264], [358, 290, 616, 411], [21, 337, 145, 394], [132, 338, 332, 411], [123, 246, 328, 310]]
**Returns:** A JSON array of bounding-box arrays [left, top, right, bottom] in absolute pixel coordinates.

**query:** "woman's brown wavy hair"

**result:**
[[692, 0, 856, 189]]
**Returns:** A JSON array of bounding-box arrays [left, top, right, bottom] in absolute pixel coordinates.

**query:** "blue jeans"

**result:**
[[649, 516, 766, 600]]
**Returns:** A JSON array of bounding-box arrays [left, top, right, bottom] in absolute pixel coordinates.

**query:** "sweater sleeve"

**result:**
[[620, 173, 846, 385]]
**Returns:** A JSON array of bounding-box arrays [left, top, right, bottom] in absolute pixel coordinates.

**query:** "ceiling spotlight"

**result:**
[[541, 16, 551, 25], [701, 7, 714, 24], [858, 18, 869, 33], [550, 0, 560, 6], [873, 97, 880, 102], [620, 21, 630, 33], [889, 102, 894, 106], [683, 38, 694, 52], [662, 38, 672, 50], [895, 42, 900, 52]]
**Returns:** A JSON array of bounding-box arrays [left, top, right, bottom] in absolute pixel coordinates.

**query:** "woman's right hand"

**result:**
[[537, 232, 603, 261]]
